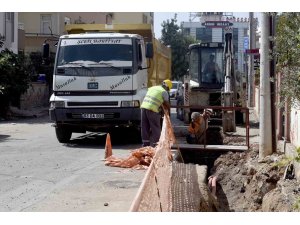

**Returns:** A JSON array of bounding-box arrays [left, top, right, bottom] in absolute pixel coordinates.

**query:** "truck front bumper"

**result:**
[[49, 107, 141, 128]]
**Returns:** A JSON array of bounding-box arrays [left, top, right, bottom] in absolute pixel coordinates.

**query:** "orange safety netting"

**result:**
[[104, 110, 175, 170], [105, 146, 156, 170]]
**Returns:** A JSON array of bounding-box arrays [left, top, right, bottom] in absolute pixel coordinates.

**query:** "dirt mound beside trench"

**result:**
[[211, 143, 300, 212]]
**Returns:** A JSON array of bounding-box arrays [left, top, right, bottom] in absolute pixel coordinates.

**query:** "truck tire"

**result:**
[[176, 97, 184, 121], [55, 126, 72, 143]]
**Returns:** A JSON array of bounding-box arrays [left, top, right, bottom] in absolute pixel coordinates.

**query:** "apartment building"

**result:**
[[182, 12, 257, 75], [0, 12, 18, 53], [18, 12, 153, 54], [110, 12, 153, 25]]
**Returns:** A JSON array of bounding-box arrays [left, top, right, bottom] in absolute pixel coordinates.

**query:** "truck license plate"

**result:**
[[87, 82, 98, 89], [82, 113, 104, 119]]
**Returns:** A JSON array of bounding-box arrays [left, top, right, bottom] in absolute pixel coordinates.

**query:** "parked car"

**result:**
[[170, 81, 183, 100]]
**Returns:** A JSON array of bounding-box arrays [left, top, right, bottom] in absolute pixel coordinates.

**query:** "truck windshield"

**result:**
[[57, 38, 133, 67]]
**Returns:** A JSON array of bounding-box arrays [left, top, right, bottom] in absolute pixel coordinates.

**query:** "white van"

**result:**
[[170, 81, 183, 100]]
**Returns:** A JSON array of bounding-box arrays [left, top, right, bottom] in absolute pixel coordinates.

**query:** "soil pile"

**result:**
[[211, 143, 300, 212]]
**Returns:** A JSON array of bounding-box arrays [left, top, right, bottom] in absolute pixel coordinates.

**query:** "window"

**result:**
[[143, 14, 148, 24], [5, 12, 11, 21], [201, 48, 224, 84], [57, 42, 133, 66], [183, 28, 190, 36], [196, 28, 212, 42], [189, 48, 199, 82], [4, 12, 14, 42], [41, 14, 52, 34], [11, 13, 14, 42]]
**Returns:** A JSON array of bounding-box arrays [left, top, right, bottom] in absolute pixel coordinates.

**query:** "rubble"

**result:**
[[211, 144, 300, 212]]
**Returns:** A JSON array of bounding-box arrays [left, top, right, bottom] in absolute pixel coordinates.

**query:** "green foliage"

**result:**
[[294, 197, 300, 211], [295, 147, 300, 162], [160, 14, 197, 81], [0, 34, 4, 48], [272, 155, 293, 168], [273, 147, 300, 168], [0, 49, 32, 96], [0, 49, 32, 116], [275, 13, 300, 107]]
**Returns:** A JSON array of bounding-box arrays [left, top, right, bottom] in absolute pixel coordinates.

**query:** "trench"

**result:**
[[172, 125, 230, 212], [174, 126, 225, 174], [177, 149, 222, 175]]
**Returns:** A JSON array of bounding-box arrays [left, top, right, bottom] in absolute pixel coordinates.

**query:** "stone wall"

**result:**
[[20, 82, 49, 110]]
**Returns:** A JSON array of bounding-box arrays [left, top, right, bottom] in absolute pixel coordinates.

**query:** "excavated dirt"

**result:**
[[210, 143, 300, 212], [171, 110, 300, 212]]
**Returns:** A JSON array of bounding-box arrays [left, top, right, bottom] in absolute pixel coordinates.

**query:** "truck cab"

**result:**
[[49, 33, 150, 143], [48, 24, 171, 143]]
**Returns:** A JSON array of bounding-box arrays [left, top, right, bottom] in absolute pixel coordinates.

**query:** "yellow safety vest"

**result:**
[[141, 86, 165, 113]]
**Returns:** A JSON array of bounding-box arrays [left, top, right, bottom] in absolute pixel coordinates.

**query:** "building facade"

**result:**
[[0, 12, 18, 53], [182, 12, 257, 75], [18, 12, 154, 54]]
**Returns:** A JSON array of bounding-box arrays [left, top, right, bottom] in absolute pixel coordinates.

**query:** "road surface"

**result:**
[[0, 115, 145, 211]]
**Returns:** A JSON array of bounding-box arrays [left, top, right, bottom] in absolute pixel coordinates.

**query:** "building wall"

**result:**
[[18, 12, 153, 54], [0, 12, 18, 53], [60, 12, 108, 34], [112, 12, 153, 25], [20, 82, 49, 110], [212, 28, 222, 42], [18, 12, 61, 54], [19, 12, 60, 35], [290, 106, 300, 147], [182, 17, 249, 75]]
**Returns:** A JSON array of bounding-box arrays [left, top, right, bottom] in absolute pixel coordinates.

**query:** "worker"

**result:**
[[186, 109, 213, 144], [203, 54, 221, 83], [140, 79, 172, 147]]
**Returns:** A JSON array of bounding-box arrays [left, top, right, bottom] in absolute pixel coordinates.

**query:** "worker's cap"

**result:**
[[205, 108, 213, 114], [191, 112, 201, 121], [203, 108, 213, 117], [162, 79, 172, 90]]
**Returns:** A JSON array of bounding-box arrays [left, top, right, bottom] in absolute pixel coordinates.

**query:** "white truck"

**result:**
[[48, 24, 171, 143]]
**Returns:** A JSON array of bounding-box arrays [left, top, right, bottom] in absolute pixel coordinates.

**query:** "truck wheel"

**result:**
[[176, 98, 184, 121], [55, 126, 72, 143]]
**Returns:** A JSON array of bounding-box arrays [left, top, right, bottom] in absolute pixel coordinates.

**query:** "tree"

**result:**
[[275, 12, 300, 107], [160, 14, 196, 81], [0, 49, 32, 118]]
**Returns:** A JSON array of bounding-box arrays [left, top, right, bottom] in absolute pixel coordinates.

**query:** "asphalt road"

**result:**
[[0, 115, 146, 212]]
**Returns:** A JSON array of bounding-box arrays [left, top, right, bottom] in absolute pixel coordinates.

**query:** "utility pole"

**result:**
[[269, 14, 277, 153], [247, 12, 255, 107], [259, 12, 273, 159]]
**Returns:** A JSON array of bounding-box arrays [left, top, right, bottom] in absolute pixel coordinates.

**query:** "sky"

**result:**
[[154, 12, 262, 39]]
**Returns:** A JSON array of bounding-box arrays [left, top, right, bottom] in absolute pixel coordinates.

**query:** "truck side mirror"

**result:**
[[42, 42, 50, 59], [145, 42, 153, 58]]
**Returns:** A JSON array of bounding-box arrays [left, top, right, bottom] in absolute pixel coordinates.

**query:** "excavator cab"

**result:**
[[189, 42, 225, 89]]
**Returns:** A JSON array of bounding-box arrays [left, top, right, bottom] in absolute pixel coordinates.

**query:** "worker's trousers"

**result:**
[[141, 108, 161, 147]]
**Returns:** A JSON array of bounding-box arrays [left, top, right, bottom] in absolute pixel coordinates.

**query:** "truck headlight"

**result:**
[[121, 100, 140, 107], [50, 101, 65, 108]]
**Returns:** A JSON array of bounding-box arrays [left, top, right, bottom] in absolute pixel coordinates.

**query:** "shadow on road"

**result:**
[[64, 127, 142, 150], [0, 115, 50, 125], [0, 134, 10, 141]]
